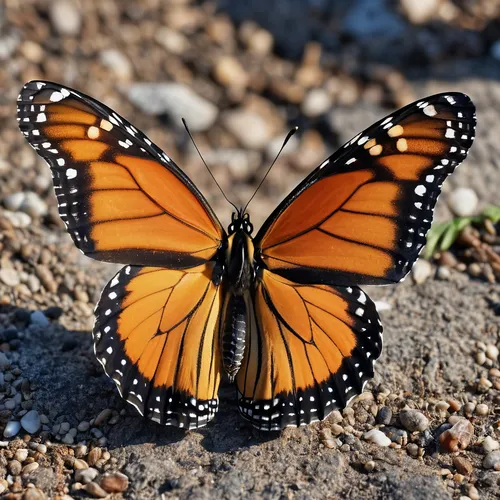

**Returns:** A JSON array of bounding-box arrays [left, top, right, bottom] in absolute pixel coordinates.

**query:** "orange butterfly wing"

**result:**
[[255, 93, 476, 285], [94, 263, 223, 429], [17, 81, 223, 268], [236, 270, 382, 430]]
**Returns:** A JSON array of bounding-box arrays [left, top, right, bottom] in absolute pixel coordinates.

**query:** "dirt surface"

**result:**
[[0, 1, 499, 499]]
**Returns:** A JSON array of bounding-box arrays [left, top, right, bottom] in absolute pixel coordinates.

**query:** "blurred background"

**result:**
[[0, 0, 499, 231]]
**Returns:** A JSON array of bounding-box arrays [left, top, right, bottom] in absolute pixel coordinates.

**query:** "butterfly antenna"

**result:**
[[243, 126, 298, 214], [182, 118, 239, 213]]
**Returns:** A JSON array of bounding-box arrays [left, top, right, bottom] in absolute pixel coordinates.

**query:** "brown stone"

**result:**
[[439, 419, 473, 452], [100, 472, 129, 493]]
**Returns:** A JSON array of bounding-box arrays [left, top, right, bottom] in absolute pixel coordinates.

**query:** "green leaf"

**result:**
[[482, 205, 500, 223], [424, 221, 451, 259], [439, 218, 471, 251]]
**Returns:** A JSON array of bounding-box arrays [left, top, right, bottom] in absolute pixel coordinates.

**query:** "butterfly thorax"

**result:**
[[221, 213, 254, 380]]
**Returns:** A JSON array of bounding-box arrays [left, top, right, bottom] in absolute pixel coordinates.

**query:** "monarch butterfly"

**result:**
[[17, 81, 475, 431]]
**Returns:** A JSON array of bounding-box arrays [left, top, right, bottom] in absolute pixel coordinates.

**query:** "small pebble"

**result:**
[[36, 444, 47, 454], [73, 459, 89, 470], [439, 418, 473, 453], [447, 187, 478, 217], [364, 460, 375, 472], [75, 467, 98, 484], [482, 450, 500, 469], [453, 456, 473, 475], [9, 459, 22, 475], [406, 443, 419, 458], [93, 409, 112, 426], [468, 263, 482, 277], [363, 429, 391, 447], [14, 448, 28, 462], [30, 311, 49, 328], [50, 0, 82, 36], [482, 436, 499, 453], [100, 472, 129, 493], [77, 421, 90, 432], [331, 424, 344, 436], [438, 251, 458, 268], [0, 268, 20, 287], [412, 260, 432, 284], [90, 428, 104, 439], [87, 447, 102, 466], [62, 433, 74, 445], [474, 403, 489, 416], [436, 266, 451, 280], [23, 488, 46, 500], [301, 88, 332, 117], [448, 399, 462, 413], [3, 421, 21, 438], [376, 406, 392, 425], [477, 377, 492, 392], [436, 401, 450, 413], [485, 344, 499, 361], [468, 485, 480, 500], [475, 351, 486, 365], [329, 410, 343, 424], [99, 49, 133, 81], [74, 444, 88, 458], [399, 409, 429, 432], [22, 462, 39, 474], [83, 482, 108, 498], [20, 410, 41, 434], [463, 403, 475, 417]]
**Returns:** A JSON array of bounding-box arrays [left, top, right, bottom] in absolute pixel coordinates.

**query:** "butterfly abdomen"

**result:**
[[221, 294, 247, 381]]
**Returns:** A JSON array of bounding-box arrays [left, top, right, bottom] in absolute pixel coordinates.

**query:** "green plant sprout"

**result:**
[[424, 205, 500, 260]]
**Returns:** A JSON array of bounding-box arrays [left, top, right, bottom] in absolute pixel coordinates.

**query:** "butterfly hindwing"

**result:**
[[236, 270, 382, 430], [93, 263, 223, 429], [255, 93, 476, 286], [17, 81, 223, 268]]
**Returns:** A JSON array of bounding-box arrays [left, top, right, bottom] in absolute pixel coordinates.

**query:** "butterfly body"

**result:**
[[220, 212, 255, 380], [17, 81, 476, 431]]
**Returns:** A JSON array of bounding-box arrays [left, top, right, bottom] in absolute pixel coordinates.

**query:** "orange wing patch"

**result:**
[[236, 270, 382, 430], [256, 93, 476, 286], [94, 263, 222, 429], [17, 81, 223, 268]]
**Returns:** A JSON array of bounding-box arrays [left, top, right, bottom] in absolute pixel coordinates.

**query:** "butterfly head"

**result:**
[[228, 211, 253, 236]]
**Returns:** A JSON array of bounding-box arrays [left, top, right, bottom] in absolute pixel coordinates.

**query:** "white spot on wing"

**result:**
[[66, 168, 77, 179], [415, 185, 426, 196]]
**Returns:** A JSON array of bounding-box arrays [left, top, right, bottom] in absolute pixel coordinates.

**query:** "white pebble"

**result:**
[[482, 436, 500, 453], [485, 344, 499, 361], [0, 268, 20, 287], [412, 260, 432, 284], [447, 187, 478, 217], [363, 429, 392, 447], [301, 88, 332, 117], [50, 0, 81, 36], [14, 448, 28, 462]]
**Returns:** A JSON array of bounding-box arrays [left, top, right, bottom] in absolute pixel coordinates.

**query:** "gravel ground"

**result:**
[[0, 1, 499, 499]]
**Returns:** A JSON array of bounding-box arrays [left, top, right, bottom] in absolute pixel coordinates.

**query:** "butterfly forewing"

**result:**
[[94, 263, 223, 429], [255, 93, 476, 286], [236, 271, 382, 430], [17, 81, 224, 268]]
